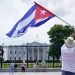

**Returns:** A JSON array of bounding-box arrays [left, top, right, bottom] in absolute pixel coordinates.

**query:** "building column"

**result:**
[[25, 47, 27, 60], [19, 47, 21, 60], [32, 47, 34, 60], [43, 47, 45, 61], [23, 47, 26, 63], [14, 47, 16, 60], [38, 47, 39, 60]]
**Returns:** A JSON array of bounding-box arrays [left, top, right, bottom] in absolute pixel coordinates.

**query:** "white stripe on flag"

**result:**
[[12, 10, 36, 37]]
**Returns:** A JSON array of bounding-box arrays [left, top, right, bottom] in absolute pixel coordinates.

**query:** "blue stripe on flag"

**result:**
[[18, 4, 36, 22], [30, 16, 54, 27]]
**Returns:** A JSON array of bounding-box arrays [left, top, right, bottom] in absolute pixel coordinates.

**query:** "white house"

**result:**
[[3, 42, 49, 61]]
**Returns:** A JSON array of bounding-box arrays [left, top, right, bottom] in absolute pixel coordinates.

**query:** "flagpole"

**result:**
[[34, 2, 72, 26], [55, 15, 71, 26]]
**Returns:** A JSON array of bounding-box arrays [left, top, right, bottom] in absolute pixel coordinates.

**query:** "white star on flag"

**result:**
[[40, 10, 46, 15]]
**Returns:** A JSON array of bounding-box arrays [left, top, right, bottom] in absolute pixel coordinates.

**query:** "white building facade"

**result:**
[[3, 42, 49, 61]]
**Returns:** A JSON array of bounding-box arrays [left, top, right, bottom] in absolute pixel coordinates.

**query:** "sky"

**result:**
[[0, 0, 75, 45]]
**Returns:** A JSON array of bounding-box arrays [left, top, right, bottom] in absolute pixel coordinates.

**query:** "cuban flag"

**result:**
[[6, 3, 55, 38]]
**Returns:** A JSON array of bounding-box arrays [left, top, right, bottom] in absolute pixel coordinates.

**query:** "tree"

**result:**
[[47, 24, 74, 60]]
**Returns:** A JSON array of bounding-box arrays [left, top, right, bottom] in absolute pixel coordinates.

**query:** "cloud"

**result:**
[[0, 0, 75, 45]]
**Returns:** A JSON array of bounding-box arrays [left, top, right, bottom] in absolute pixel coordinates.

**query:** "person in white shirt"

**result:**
[[61, 37, 75, 75], [33, 63, 37, 72], [21, 63, 25, 72], [42, 60, 46, 72], [33, 61, 38, 72]]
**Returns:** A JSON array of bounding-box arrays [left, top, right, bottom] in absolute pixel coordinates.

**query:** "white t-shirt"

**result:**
[[42, 60, 46, 67], [61, 44, 75, 72]]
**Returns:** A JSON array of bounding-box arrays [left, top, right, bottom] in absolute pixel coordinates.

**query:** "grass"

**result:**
[[0, 63, 61, 68]]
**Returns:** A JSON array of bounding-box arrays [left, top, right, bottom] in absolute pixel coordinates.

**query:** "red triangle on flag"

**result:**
[[35, 5, 54, 20]]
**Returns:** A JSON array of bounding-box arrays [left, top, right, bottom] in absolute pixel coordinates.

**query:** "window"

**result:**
[[15, 57, 16, 60], [19, 57, 21, 60], [10, 57, 11, 60], [10, 51, 12, 54]]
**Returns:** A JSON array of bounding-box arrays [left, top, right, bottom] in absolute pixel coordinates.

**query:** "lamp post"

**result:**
[[0, 56, 2, 69], [27, 43, 28, 68], [0, 45, 4, 69]]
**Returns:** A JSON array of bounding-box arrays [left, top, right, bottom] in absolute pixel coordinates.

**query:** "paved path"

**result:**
[[0, 72, 61, 75]]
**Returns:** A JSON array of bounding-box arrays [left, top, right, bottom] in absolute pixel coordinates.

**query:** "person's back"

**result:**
[[61, 44, 75, 72], [61, 37, 75, 75]]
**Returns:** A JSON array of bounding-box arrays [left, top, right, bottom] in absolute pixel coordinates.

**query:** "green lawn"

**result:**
[[0, 63, 61, 68]]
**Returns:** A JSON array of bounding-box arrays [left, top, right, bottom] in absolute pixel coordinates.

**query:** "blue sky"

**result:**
[[0, 0, 75, 45]]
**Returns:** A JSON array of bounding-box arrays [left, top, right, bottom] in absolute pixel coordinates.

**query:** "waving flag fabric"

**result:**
[[6, 3, 55, 38]]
